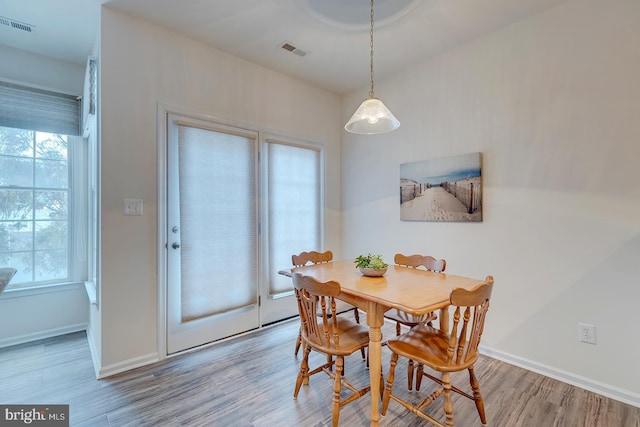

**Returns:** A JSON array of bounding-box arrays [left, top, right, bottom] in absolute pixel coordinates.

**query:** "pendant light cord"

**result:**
[[369, 0, 375, 98], [344, 0, 399, 134]]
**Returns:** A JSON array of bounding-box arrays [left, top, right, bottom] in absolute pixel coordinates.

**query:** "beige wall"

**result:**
[[342, 0, 640, 404], [98, 7, 342, 373]]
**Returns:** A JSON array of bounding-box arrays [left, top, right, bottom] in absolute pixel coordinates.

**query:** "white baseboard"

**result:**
[[85, 327, 101, 379], [97, 352, 160, 379], [480, 345, 640, 408], [0, 323, 87, 348]]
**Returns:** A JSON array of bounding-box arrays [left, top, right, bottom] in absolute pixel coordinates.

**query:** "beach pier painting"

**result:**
[[400, 152, 482, 222]]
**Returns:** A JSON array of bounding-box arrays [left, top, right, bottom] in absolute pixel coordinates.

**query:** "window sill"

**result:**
[[270, 290, 294, 300], [84, 281, 97, 305], [0, 281, 84, 300]]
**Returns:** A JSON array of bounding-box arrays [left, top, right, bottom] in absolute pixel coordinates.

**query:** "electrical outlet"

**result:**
[[123, 199, 143, 216], [578, 323, 596, 344]]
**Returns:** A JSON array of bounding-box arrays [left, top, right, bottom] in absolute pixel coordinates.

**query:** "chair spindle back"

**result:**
[[292, 272, 341, 348], [394, 253, 446, 272], [447, 277, 493, 365], [292, 250, 333, 267]]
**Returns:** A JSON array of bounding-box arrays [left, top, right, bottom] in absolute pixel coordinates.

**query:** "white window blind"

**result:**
[[0, 81, 80, 136], [266, 140, 321, 295], [178, 125, 258, 321]]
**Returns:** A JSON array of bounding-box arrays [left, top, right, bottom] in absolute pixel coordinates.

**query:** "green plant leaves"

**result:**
[[354, 253, 388, 270]]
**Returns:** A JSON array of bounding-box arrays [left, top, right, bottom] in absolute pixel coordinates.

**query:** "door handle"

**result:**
[[172, 242, 180, 249]]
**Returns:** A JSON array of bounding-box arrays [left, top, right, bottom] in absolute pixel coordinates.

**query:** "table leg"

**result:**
[[439, 307, 450, 334], [367, 302, 385, 427]]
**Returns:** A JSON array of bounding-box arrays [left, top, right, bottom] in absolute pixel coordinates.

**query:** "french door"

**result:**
[[166, 114, 260, 354], [163, 111, 323, 354]]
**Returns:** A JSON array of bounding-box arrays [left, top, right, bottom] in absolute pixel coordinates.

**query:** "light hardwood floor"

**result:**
[[1, 316, 638, 426]]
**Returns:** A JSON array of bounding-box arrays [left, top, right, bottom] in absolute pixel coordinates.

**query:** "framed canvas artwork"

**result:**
[[400, 152, 482, 222]]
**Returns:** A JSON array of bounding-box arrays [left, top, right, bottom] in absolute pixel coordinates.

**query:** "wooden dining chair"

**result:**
[[292, 272, 372, 427], [382, 277, 494, 426], [383, 253, 446, 389], [292, 251, 362, 358]]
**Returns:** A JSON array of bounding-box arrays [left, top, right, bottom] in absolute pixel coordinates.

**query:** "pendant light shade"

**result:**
[[345, 0, 400, 135], [344, 97, 400, 134]]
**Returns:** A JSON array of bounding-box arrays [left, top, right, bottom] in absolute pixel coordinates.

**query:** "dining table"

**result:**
[[287, 259, 490, 427]]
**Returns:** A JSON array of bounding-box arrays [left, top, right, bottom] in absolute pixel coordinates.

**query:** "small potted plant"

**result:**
[[354, 253, 388, 277]]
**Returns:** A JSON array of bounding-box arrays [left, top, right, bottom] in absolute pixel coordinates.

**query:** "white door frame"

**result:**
[[156, 103, 325, 357]]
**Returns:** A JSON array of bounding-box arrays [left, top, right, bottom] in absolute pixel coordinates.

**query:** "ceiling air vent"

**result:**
[[280, 41, 308, 57], [0, 16, 36, 33]]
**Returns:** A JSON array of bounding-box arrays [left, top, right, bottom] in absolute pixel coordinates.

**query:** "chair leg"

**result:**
[[381, 352, 398, 415], [395, 321, 401, 336], [332, 356, 344, 427], [469, 366, 487, 424], [294, 327, 302, 356], [353, 307, 360, 323], [407, 359, 415, 390], [294, 345, 312, 397], [415, 363, 424, 391], [356, 307, 365, 358], [442, 372, 454, 427]]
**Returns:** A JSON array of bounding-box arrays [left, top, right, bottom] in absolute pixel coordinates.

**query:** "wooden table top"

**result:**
[[292, 260, 486, 316]]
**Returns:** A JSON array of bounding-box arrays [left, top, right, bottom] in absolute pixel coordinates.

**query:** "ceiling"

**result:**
[[1, 0, 566, 94]]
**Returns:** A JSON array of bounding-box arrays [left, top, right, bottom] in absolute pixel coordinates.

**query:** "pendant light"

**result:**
[[345, 0, 400, 134]]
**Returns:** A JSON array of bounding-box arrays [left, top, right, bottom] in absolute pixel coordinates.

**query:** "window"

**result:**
[[0, 127, 81, 288], [0, 81, 83, 290], [265, 139, 322, 296]]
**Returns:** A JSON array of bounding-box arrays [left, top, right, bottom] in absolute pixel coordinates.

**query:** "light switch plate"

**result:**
[[123, 199, 143, 216]]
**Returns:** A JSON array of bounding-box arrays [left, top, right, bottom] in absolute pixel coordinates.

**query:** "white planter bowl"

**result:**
[[359, 267, 387, 277]]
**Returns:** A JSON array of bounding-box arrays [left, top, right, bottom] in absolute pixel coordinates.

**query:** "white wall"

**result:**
[[0, 45, 84, 94], [342, 0, 640, 405], [0, 47, 89, 347], [0, 284, 88, 347], [98, 7, 342, 374]]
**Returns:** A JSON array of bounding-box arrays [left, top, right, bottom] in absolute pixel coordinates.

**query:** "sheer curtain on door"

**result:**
[[266, 140, 321, 297], [178, 125, 257, 322]]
